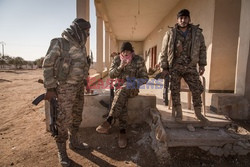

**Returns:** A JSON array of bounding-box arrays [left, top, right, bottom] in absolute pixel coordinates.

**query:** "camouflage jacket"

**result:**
[[42, 34, 89, 89], [109, 54, 149, 88], [160, 24, 207, 70]]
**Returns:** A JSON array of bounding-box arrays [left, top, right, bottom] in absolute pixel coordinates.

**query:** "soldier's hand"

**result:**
[[119, 59, 129, 69], [45, 89, 57, 101], [199, 66, 205, 75], [161, 70, 169, 78], [85, 86, 91, 94], [110, 52, 118, 57]]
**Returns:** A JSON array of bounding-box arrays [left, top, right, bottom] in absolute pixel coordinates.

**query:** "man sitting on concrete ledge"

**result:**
[[96, 42, 149, 148]]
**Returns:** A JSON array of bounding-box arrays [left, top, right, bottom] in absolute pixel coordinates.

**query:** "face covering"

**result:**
[[120, 52, 133, 63]]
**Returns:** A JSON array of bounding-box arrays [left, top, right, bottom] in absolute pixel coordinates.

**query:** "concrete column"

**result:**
[[105, 30, 110, 69], [76, 0, 90, 54], [96, 16, 103, 73], [209, 0, 241, 92], [235, 0, 250, 96], [109, 35, 118, 65]]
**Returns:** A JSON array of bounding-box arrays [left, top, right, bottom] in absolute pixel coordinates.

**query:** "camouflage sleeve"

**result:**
[[109, 56, 122, 79], [160, 31, 170, 69], [136, 56, 149, 87], [42, 39, 61, 89], [198, 33, 207, 67]]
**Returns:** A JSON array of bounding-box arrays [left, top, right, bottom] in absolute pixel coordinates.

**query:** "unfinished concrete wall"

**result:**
[[235, 0, 250, 106], [209, 0, 241, 92], [245, 44, 250, 103]]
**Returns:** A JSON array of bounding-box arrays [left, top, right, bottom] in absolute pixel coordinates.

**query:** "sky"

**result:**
[[0, 0, 96, 61]]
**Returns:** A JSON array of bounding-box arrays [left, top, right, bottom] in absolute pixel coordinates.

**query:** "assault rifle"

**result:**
[[32, 94, 58, 137], [99, 79, 115, 118], [155, 72, 170, 106]]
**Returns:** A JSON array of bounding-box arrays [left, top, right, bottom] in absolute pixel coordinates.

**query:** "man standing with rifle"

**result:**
[[159, 9, 208, 123], [43, 18, 91, 166]]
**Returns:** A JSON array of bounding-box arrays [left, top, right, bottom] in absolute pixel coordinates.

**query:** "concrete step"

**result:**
[[148, 107, 250, 157], [165, 128, 236, 147], [163, 111, 232, 128], [157, 104, 232, 128]]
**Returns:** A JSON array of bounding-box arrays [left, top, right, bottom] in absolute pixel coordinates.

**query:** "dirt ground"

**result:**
[[1, 69, 250, 167]]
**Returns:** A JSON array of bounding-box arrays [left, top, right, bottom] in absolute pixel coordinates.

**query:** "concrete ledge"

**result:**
[[101, 69, 108, 78], [210, 93, 249, 120], [81, 92, 156, 127], [88, 69, 109, 86], [88, 73, 101, 86]]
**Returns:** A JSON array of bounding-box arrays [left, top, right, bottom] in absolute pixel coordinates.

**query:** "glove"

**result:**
[[45, 88, 57, 101]]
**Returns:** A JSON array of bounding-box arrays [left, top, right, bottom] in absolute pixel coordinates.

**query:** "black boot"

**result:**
[[56, 142, 71, 167], [194, 107, 209, 122], [69, 131, 89, 150], [173, 105, 183, 122]]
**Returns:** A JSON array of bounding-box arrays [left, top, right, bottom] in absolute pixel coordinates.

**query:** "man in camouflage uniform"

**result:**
[[43, 18, 91, 166], [160, 9, 208, 123], [96, 42, 149, 148]]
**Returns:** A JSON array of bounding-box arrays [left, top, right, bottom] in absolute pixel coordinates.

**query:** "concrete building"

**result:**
[[77, 0, 250, 119]]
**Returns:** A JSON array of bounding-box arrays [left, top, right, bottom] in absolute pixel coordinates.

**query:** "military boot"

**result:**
[[194, 107, 209, 123], [118, 133, 127, 149], [96, 121, 111, 134], [56, 142, 71, 167], [173, 105, 183, 122], [69, 131, 89, 150]]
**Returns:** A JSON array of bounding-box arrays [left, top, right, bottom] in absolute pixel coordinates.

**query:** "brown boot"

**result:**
[[173, 105, 183, 122], [118, 133, 127, 149], [96, 121, 111, 134], [194, 107, 209, 122], [69, 131, 89, 150], [56, 142, 71, 167]]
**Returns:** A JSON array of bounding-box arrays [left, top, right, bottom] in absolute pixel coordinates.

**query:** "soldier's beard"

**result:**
[[178, 22, 188, 28]]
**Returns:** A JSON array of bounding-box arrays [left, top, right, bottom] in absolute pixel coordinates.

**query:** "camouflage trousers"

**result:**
[[109, 83, 139, 130], [55, 82, 84, 143], [170, 65, 204, 108]]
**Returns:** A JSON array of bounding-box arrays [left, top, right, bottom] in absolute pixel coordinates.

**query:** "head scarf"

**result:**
[[62, 18, 91, 46]]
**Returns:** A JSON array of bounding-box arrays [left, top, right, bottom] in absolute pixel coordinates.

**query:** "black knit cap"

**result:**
[[73, 18, 91, 30], [120, 42, 134, 52], [177, 9, 190, 18]]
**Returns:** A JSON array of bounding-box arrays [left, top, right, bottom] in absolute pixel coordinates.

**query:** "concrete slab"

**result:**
[[165, 128, 236, 147], [160, 109, 231, 128], [210, 93, 249, 120], [154, 99, 232, 128]]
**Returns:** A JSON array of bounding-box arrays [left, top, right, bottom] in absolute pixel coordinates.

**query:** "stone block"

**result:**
[[209, 147, 224, 156], [222, 143, 232, 157], [210, 93, 249, 120], [233, 145, 249, 155], [101, 69, 108, 78], [81, 92, 156, 127]]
